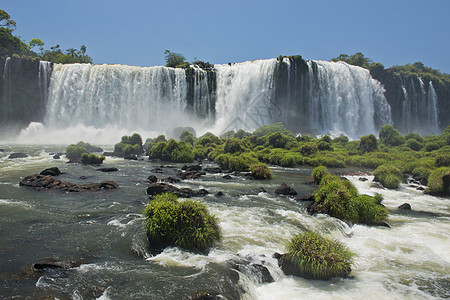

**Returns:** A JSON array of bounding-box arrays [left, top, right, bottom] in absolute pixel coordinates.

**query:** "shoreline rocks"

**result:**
[[19, 174, 119, 192], [146, 182, 208, 198]]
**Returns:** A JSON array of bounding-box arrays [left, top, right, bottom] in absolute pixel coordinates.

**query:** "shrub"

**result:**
[[66, 144, 87, 160], [426, 167, 450, 196], [299, 143, 318, 156], [224, 138, 244, 154], [316, 156, 346, 168], [317, 141, 332, 151], [405, 138, 422, 151], [76, 141, 103, 153], [81, 153, 105, 165], [379, 124, 405, 147], [250, 163, 272, 179], [404, 132, 424, 143], [214, 154, 230, 170], [333, 136, 349, 144], [285, 232, 354, 280], [114, 133, 143, 156], [435, 155, 450, 167], [195, 133, 222, 146], [348, 194, 388, 225], [358, 134, 377, 153], [412, 166, 431, 185], [228, 155, 250, 172], [268, 132, 288, 148], [425, 142, 441, 152], [149, 141, 167, 159], [312, 166, 327, 184], [373, 164, 403, 189], [253, 122, 294, 137], [179, 130, 195, 145], [280, 154, 298, 167], [162, 139, 194, 163], [143, 193, 221, 252]]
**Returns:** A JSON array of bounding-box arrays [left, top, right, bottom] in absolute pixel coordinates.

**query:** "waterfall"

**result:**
[[39, 61, 52, 106], [1, 57, 12, 123], [400, 76, 440, 135], [44, 63, 214, 132]]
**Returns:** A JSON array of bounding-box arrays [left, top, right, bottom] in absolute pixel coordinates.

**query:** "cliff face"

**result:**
[[0, 57, 50, 129]]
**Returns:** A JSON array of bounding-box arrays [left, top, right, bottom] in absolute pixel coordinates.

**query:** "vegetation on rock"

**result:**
[[143, 193, 221, 252]]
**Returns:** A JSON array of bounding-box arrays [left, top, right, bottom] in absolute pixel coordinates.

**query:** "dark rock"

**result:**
[[0, 149, 5, 152], [40, 167, 62, 176], [416, 186, 425, 191], [49, 152, 55, 155], [161, 176, 181, 183], [258, 187, 267, 193], [32, 258, 82, 272], [226, 256, 274, 284], [8, 152, 28, 159], [204, 167, 222, 173], [177, 170, 206, 180], [97, 167, 119, 172], [294, 194, 315, 202], [398, 203, 411, 210], [146, 182, 207, 198], [124, 154, 138, 160], [67, 159, 81, 164], [152, 167, 163, 173], [274, 253, 301, 277], [215, 191, 224, 197], [185, 164, 202, 171], [222, 175, 232, 180], [102, 152, 115, 156], [358, 177, 368, 182], [79, 176, 88, 180], [19, 174, 119, 192], [306, 200, 329, 215], [275, 183, 297, 196], [53, 154, 60, 159], [147, 175, 158, 182], [243, 173, 254, 179]]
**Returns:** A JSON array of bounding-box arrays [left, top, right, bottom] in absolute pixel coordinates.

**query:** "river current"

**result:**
[[0, 145, 448, 299]]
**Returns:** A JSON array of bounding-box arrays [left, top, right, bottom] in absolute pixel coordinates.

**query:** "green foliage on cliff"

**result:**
[[66, 144, 88, 161], [114, 133, 143, 156], [81, 153, 105, 165]]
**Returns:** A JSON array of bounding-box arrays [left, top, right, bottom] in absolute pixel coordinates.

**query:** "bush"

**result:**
[[268, 132, 288, 148], [425, 142, 441, 152], [286, 232, 354, 280], [312, 166, 327, 184], [179, 130, 195, 145], [373, 164, 403, 189], [143, 193, 221, 252], [228, 155, 250, 172], [162, 140, 194, 163], [114, 133, 143, 156], [214, 154, 230, 170], [404, 132, 424, 143], [299, 143, 318, 156], [250, 163, 272, 179], [333, 136, 349, 144], [224, 138, 244, 154], [379, 125, 405, 147], [405, 138, 422, 151], [435, 155, 450, 167], [253, 122, 294, 137], [358, 134, 377, 153], [195, 133, 222, 146], [149, 141, 167, 159], [76, 141, 103, 153], [426, 167, 450, 196], [317, 141, 332, 151], [280, 154, 299, 167], [66, 144, 87, 160], [81, 153, 105, 165], [313, 171, 388, 225]]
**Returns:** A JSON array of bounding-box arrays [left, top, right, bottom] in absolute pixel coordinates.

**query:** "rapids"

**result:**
[[0, 146, 448, 299]]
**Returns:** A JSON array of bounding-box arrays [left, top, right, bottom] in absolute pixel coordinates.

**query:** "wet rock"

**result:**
[[79, 176, 88, 180], [215, 191, 224, 197], [177, 170, 206, 180], [416, 186, 425, 191], [258, 187, 267, 193], [182, 164, 202, 171], [147, 175, 158, 182], [8, 152, 28, 159], [97, 167, 119, 172], [222, 175, 232, 180], [40, 167, 62, 177], [204, 167, 222, 173], [294, 194, 315, 202], [274, 253, 303, 278], [124, 154, 138, 160], [146, 182, 208, 198], [102, 151, 115, 156], [358, 177, 368, 182], [0, 149, 5, 152], [161, 176, 181, 183], [19, 174, 119, 192], [398, 203, 411, 210], [192, 291, 224, 300], [152, 167, 163, 173], [275, 183, 297, 196], [226, 256, 274, 284], [53, 154, 60, 159], [32, 258, 82, 272]]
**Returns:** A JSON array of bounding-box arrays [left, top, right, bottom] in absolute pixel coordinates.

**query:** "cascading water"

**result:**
[[1, 57, 12, 123], [39, 61, 52, 106], [401, 77, 440, 135]]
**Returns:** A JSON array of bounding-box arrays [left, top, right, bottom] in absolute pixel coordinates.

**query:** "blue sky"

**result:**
[[3, 0, 450, 73]]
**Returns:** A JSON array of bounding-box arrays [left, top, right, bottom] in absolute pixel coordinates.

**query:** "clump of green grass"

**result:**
[[373, 164, 403, 189], [250, 163, 272, 179], [426, 167, 450, 196], [285, 232, 354, 280], [143, 193, 221, 253], [81, 153, 105, 165]]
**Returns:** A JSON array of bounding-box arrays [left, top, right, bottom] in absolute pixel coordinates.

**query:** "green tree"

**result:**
[[29, 38, 44, 53], [164, 50, 187, 68], [0, 10, 16, 30]]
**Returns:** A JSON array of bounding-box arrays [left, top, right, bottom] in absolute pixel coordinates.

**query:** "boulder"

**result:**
[[398, 203, 411, 210], [161, 177, 181, 183], [124, 154, 138, 160], [294, 194, 315, 202], [275, 183, 297, 196], [19, 174, 119, 192], [215, 191, 224, 197], [8, 152, 28, 159], [182, 164, 202, 171], [147, 175, 158, 182], [274, 253, 303, 278], [40, 167, 62, 176], [204, 167, 222, 173], [53, 154, 60, 159], [97, 167, 119, 172], [32, 258, 82, 272], [226, 256, 274, 284], [358, 177, 368, 182], [222, 175, 232, 180], [177, 170, 206, 180], [146, 182, 208, 198]]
